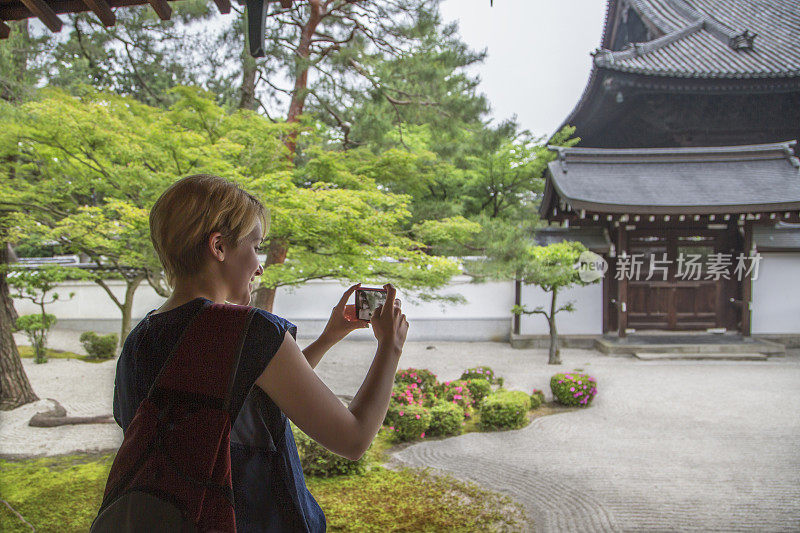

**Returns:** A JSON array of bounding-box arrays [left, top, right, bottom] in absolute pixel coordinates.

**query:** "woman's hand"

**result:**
[[370, 283, 408, 355], [321, 283, 369, 343]]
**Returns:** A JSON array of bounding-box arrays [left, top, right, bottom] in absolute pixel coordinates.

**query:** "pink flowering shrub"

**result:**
[[395, 368, 439, 394], [550, 372, 597, 407], [390, 383, 426, 407], [439, 379, 476, 419], [460, 366, 503, 386], [464, 378, 492, 404], [384, 403, 431, 443]]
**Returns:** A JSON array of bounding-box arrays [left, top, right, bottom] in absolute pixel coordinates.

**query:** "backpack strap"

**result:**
[[148, 302, 258, 410]]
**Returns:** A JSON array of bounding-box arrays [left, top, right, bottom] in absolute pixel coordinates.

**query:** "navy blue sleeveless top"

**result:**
[[113, 297, 327, 532]]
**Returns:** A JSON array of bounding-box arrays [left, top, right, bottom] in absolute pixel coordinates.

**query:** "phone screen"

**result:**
[[355, 289, 387, 321]]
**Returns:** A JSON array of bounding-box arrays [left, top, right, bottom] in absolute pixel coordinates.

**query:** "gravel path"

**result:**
[[6, 329, 800, 532]]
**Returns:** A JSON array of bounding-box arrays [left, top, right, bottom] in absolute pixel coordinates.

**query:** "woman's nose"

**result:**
[[255, 264, 264, 277]]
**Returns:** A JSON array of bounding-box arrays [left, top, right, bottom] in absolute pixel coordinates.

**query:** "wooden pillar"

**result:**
[[602, 259, 610, 334], [513, 278, 521, 335], [742, 221, 753, 337], [617, 225, 628, 338]]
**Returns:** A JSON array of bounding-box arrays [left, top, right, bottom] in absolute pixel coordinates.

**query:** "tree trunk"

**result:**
[[0, 240, 38, 410], [547, 287, 561, 365], [284, 0, 324, 154], [252, 237, 288, 313], [252, 2, 323, 307], [118, 274, 145, 352], [238, 52, 258, 111], [3, 244, 18, 325]]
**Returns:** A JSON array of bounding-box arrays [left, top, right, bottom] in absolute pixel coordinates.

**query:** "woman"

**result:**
[[113, 174, 409, 532]]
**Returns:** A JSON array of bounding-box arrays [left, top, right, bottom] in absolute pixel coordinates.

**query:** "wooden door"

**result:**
[[626, 228, 735, 330]]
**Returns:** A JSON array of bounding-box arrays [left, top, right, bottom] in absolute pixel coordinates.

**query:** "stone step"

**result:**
[[594, 337, 786, 356], [633, 352, 769, 361]]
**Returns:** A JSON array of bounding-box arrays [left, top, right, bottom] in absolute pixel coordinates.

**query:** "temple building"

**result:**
[[528, 0, 800, 342]]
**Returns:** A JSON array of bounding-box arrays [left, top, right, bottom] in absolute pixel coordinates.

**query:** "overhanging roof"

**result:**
[[540, 141, 800, 216], [0, 0, 292, 57], [533, 226, 611, 254]]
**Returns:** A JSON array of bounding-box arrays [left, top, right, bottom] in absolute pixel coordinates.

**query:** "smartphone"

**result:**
[[354, 287, 388, 322]]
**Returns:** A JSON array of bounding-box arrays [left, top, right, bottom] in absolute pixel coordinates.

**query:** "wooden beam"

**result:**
[[82, 0, 115, 25], [247, 0, 267, 57], [617, 225, 628, 338], [20, 0, 62, 31], [0, 21, 10, 39], [279, 0, 292, 7], [741, 222, 752, 337], [213, 0, 231, 13], [147, 0, 171, 20]]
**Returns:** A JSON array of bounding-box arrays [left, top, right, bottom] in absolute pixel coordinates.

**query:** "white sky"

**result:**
[[439, 0, 608, 137]]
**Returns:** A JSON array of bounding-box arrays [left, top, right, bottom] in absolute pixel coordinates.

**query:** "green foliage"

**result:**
[[0, 453, 114, 532], [15, 313, 57, 364], [2, 87, 465, 313], [15, 345, 106, 364], [551, 372, 598, 407], [426, 401, 464, 437], [463, 378, 493, 404], [385, 403, 431, 443], [290, 422, 369, 477], [308, 466, 527, 532], [478, 389, 532, 431], [78, 332, 118, 360]]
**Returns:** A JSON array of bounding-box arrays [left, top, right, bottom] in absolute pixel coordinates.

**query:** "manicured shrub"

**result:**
[[440, 379, 475, 419], [426, 401, 464, 437], [395, 368, 439, 394], [390, 383, 426, 407], [460, 365, 500, 385], [464, 378, 492, 404], [530, 388, 545, 408], [291, 421, 368, 477], [478, 389, 531, 431], [385, 403, 431, 443], [79, 331, 118, 359], [550, 372, 597, 407], [528, 394, 542, 410]]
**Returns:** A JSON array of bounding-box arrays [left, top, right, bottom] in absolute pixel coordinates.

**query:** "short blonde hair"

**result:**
[[149, 174, 269, 289]]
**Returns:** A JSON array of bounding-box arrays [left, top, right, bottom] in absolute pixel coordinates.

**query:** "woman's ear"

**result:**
[[208, 232, 225, 262]]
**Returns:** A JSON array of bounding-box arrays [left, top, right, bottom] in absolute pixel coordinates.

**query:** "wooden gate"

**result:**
[[625, 228, 740, 330]]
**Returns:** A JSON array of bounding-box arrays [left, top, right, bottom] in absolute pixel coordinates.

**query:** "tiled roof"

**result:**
[[541, 141, 800, 215], [594, 0, 800, 78], [533, 227, 611, 253]]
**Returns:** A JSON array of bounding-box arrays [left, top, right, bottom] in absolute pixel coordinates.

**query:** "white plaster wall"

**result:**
[[12, 274, 607, 340], [518, 280, 603, 335], [751, 252, 800, 334], [11, 276, 518, 341]]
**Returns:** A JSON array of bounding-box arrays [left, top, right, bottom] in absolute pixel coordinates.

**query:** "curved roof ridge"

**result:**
[[547, 140, 798, 159], [594, 20, 703, 67]]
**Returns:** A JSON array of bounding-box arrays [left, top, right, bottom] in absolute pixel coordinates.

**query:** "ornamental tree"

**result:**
[[509, 241, 598, 365]]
